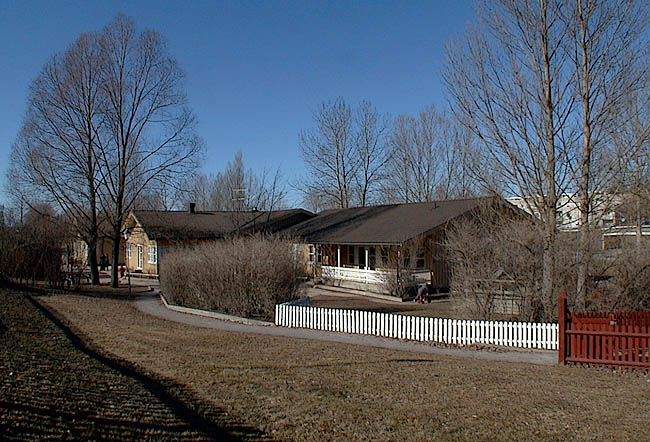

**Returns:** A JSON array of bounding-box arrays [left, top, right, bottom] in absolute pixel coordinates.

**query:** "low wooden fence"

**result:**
[[275, 303, 558, 350], [558, 293, 650, 369]]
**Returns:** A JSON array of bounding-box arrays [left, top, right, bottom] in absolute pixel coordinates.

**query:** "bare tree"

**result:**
[[8, 32, 105, 284], [353, 101, 391, 206], [565, 0, 650, 308], [383, 106, 474, 203], [185, 151, 287, 212], [135, 178, 187, 210], [612, 86, 650, 252], [448, 122, 482, 198], [95, 15, 203, 287], [181, 173, 215, 211], [444, 0, 575, 306], [299, 97, 358, 208], [301, 187, 336, 213]]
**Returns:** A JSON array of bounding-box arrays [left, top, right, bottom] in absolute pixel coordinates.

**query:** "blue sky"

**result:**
[[0, 0, 475, 206]]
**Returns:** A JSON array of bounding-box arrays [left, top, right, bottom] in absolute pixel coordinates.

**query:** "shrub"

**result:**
[[160, 235, 306, 321], [0, 209, 67, 287], [445, 214, 650, 321]]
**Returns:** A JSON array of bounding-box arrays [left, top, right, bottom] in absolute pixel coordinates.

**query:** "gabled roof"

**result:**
[[284, 197, 506, 244], [128, 208, 315, 241]]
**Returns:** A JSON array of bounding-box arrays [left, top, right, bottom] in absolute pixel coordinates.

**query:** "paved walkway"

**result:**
[[135, 295, 557, 366]]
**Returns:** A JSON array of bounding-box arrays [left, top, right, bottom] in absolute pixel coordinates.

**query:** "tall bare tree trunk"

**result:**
[[575, 0, 592, 309], [110, 230, 121, 287], [541, 0, 558, 309]]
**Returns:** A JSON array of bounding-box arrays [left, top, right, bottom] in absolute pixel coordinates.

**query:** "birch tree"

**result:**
[[612, 86, 650, 249], [444, 0, 574, 309], [565, 0, 650, 308]]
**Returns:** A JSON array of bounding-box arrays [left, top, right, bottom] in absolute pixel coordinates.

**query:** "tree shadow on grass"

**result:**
[[3, 279, 154, 300], [25, 294, 273, 442]]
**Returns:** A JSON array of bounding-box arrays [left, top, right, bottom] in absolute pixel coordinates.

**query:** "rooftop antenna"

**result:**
[[232, 188, 246, 211]]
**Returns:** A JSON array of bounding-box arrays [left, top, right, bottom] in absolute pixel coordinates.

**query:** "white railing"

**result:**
[[321, 265, 391, 284], [275, 304, 558, 350]]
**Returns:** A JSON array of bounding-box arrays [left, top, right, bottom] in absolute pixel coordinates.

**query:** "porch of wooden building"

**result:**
[[309, 243, 438, 291]]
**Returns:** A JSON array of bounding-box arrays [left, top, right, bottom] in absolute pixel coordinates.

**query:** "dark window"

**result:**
[[416, 248, 425, 269], [380, 247, 389, 266]]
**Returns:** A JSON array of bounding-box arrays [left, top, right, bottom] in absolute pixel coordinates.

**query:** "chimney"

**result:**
[[189, 202, 196, 214]]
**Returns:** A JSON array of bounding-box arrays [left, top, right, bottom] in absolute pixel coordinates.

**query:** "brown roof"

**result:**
[[284, 197, 505, 244], [130, 208, 315, 240]]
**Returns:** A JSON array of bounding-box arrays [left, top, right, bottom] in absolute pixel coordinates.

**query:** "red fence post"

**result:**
[[558, 290, 568, 365]]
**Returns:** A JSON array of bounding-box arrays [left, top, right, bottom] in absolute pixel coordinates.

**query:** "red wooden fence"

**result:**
[[558, 292, 650, 369]]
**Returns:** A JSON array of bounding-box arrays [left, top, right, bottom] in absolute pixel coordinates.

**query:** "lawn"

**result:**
[[34, 291, 650, 441], [0, 288, 267, 441], [308, 291, 465, 318]]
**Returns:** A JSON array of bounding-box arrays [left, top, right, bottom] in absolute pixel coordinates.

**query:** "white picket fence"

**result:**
[[275, 304, 558, 350]]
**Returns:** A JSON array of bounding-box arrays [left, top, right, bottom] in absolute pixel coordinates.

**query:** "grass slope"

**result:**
[[39, 293, 650, 441], [0, 288, 267, 441]]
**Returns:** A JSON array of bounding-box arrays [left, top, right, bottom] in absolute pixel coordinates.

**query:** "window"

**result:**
[[137, 245, 143, 269], [348, 247, 355, 265], [416, 248, 425, 269], [126, 243, 131, 260], [148, 245, 158, 264], [603, 236, 622, 250], [308, 245, 315, 264], [316, 245, 322, 264], [291, 244, 301, 263], [359, 247, 366, 268]]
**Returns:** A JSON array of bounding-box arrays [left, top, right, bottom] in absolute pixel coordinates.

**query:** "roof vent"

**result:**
[[189, 202, 196, 214]]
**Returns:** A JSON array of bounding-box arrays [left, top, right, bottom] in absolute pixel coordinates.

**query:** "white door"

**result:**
[[137, 245, 143, 269]]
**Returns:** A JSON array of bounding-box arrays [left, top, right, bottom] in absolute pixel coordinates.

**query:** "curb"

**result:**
[[158, 294, 274, 327]]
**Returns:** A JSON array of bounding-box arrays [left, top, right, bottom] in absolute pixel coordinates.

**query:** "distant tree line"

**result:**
[[297, 98, 480, 211], [177, 151, 287, 212]]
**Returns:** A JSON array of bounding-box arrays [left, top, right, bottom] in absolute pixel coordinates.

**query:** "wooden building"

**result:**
[[122, 205, 315, 278], [283, 197, 521, 295]]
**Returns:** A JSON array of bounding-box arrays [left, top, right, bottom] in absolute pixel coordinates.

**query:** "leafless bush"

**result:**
[[446, 213, 650, 320], [0, 207, 68, 287], [445, 217, 549, 321], [377, 242, 421, 299], [589, 245, 650, 312], [160, 235, 306, 320]]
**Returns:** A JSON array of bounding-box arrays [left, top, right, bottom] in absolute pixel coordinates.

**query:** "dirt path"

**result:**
[[135, 294, 557, 366]]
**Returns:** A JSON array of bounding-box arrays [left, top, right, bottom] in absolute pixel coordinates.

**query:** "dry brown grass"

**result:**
[[41, 294, 650, 441], [0, 289, 265, 441], [309, 293, 466, 318]]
